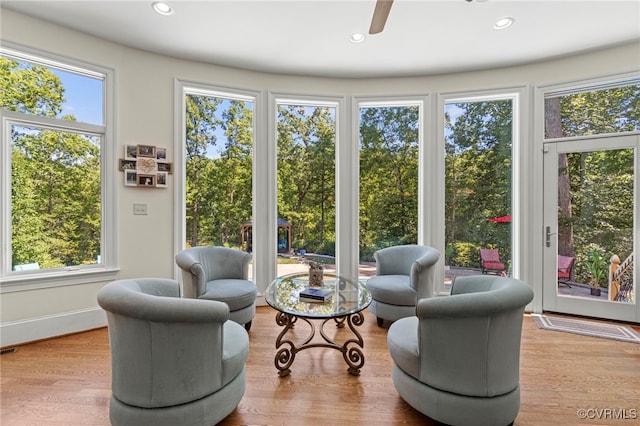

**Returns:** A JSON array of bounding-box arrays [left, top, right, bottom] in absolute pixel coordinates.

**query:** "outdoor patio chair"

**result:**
[[480, 248, 506, 275], [557, 255, 575, 288]]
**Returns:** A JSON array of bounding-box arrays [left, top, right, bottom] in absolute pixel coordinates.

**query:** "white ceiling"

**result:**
[[3, 0, 640, 78]]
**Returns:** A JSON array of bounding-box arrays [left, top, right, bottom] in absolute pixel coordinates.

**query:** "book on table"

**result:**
[[299, 287, 332, 302]]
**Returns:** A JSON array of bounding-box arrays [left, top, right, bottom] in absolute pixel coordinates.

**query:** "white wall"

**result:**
[[1, 8, 638, 346]]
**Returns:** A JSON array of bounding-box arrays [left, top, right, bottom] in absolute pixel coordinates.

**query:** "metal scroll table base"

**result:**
[[273, 311, 366, 377]]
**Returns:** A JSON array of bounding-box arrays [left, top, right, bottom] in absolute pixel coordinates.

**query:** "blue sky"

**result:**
[[52, 67, 463, 143], [52, 68, 103, 125]]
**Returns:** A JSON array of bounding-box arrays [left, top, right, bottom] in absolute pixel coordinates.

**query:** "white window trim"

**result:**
[[0, 44, 118, 292]]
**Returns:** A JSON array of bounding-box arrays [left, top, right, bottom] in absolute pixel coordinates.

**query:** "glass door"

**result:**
[[542, 135, 638, 322]]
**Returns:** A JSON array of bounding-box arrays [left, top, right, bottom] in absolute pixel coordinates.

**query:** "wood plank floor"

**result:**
[[1, 307, 639, 425]]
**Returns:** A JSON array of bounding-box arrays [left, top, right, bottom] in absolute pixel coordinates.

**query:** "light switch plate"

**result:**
[[133, 203, 148, 215]]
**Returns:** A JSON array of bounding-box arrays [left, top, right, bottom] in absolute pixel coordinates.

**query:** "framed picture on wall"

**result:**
[[156, 147, 167, 161], [156, 172, 168, 188], [137, 174, 156, 187], [119, 159, 137, 171], [157, 162, 173, 173], [125, 144, 138, 159], [137, 144, 156, 158], [124, 170, 137, 186], [119, 144, 170, 189]]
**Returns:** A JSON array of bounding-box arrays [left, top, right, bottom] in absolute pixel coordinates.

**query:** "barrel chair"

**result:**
[[365, 244, 440, 326], [175, 246, 257, 331], [387, 275, 534, 426], [97, 278, 249, 426]]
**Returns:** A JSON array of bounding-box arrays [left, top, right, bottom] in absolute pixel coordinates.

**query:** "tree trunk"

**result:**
[[545, 97, 574, 256]]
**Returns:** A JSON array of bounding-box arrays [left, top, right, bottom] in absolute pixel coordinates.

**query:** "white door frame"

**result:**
[[542, 134, 639, 322]]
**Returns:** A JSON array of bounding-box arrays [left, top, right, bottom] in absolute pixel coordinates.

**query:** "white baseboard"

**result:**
[[0, 307, 107, 348]]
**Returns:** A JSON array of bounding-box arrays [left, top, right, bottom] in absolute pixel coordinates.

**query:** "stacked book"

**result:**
[[299, 287, 332, 303]]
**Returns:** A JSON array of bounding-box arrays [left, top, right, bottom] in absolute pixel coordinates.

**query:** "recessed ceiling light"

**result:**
[[152, 2, 174, 16], [350, 33, 366, 43], [494, 17, 514, 30]]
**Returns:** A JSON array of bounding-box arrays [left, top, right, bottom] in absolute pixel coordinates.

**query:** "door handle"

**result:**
[[545, 226, 557, 248]]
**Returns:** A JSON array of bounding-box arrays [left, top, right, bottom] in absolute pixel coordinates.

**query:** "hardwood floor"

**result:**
[[1, 307, 639, 425]]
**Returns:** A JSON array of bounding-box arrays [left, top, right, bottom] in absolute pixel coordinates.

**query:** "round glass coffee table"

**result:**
[[265, 272, 372, 377]]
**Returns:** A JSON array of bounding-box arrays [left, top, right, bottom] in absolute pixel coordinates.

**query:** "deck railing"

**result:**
[[609, 253, 634, 302]]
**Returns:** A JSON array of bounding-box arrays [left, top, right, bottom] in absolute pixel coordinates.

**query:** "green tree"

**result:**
[[359, 106, 419, 260], [185, 94, 221, 247], [277, 105, 336, 254], [1, 57, 64, 116], [184, 95, 253, 248], [2, 57, 101, 268], [445, 100, 512, 267]]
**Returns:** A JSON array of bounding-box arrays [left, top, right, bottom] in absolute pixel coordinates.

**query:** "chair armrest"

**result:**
[[175, 250, 207, 297], [175, 249, 199, 271], [98, 280, 231, 323], [411, 247, 441, 299], [418, 277, 533, 318], [375, 245, 439, 277]]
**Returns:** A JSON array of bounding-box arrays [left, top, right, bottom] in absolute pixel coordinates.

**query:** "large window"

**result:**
[[276, 101, 337, 276], [358, 103, 420, 263], [0, 46, 113, 284], [444, 98, 514, 282], [183, 89, 254, 250]]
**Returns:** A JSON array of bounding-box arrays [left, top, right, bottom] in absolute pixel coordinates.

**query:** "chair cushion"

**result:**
[[366, 275, 416, 306], [221, 321, 250, 386], [387, 316, 421, 380], [201, 279, 257, 311], [483, 261, 505, 269]]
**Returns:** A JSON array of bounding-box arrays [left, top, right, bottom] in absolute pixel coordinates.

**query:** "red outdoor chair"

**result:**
[[479, 248, 506, 275], [557, 255, 575, 288]]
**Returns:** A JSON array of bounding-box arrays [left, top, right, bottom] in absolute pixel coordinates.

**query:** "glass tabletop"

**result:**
[[265, 272, 371, 319]]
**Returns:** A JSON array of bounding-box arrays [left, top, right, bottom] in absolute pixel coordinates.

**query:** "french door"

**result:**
[[542, 134, 639, 322]]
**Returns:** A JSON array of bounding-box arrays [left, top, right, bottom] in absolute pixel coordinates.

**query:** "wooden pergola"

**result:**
[[241, 218, 292, 253]]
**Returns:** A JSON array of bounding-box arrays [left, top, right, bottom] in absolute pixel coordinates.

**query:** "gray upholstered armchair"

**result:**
[[175, 246, 257, 331], [387, 275, 534, 426], [97, 278, 249, 426], [365, 244, 440, 326]]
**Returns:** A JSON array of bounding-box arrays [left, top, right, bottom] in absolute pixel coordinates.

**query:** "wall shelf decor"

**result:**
[[120, 144, 172, 188]]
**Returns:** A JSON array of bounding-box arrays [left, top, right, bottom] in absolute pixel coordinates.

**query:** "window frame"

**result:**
[[174, 80, 260, 283], [271, 94, 348, 282], [0, 43, 117, 292], [355, 97, 426, 260], [437, 87, 527, 295], [541, 73, 640, 142]]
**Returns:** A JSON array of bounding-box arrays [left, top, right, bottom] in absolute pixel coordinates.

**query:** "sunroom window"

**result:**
[[0, 46, 112, 283], [359, 103, 420, 262], [544, 78, 640, 139]]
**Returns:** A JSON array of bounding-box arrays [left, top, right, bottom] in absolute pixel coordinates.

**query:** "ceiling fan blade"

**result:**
[[369, 0, 394, 34]]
